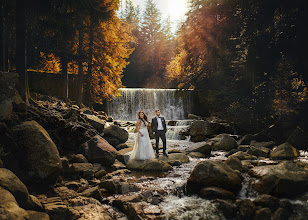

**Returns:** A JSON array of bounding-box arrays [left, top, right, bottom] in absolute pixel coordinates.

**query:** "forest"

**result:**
[[1, 1, 308, 219], [1, 0, 307, 132]]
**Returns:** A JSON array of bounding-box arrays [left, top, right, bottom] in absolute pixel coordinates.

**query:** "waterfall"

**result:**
[[166, 120, 193, 140], [106, 88, 193, 121]]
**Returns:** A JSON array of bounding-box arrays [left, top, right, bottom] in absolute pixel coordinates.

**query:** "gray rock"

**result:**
[[0, 168, 29, 207], [287, 126, 308, 150], [81, 135, 118, 166], [199, 187, 235, 200], [69, 163, 94, 179], [185, 141, 212, 156], [11, 121, 62, 183], [250, 141, 275, 149], [210, 134, 238, 151], [159, 153, 190, 166], [237, 199, 256, 220], [127, 159, 173, 172], [69, 154, 88, 163], [270, 142, 300, 160], [84, 114, 106, 132], [249, 161, 308, 197], [0, 187, 29, 219], [103, 125, 128, 144], [253, 194, 279, 212], [254, 208, 271, 220], [188, 152, 207, 158], [224, 157, 242, 171], [186, 160, 242, 194], [247, 146, 270, 157], [189, 120, 207, 142], [27, 210, 50, 220]]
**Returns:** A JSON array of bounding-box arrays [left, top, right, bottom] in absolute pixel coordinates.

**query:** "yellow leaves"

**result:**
[[38, 52, 61, 73], [166, 49, 187, 81]]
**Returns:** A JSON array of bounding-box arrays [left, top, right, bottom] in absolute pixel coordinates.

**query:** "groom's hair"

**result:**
[[155, 109, 160, 112]]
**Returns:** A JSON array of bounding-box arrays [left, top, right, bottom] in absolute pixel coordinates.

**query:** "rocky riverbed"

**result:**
[[1, 72, 308, 219]]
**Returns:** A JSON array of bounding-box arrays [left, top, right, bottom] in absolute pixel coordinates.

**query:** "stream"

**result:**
[[104, 119, 308, 219]]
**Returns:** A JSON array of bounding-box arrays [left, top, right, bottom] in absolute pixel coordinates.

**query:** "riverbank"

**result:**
[[1, 73, 308, 219]]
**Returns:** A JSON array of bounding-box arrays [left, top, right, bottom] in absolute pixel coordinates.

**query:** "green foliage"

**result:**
[[121, 0, 176, 88]]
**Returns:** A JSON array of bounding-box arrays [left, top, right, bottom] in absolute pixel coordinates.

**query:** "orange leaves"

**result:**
[[38, 52, 61, 73]]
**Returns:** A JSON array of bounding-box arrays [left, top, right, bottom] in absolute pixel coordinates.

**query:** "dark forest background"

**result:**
[[1, 0, 308, 134]]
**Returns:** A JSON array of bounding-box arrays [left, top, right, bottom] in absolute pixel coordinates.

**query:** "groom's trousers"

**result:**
[[155, 130, 167, 154]]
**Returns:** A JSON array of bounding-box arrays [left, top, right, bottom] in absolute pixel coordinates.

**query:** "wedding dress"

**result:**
[[127, 120, 155, 161]]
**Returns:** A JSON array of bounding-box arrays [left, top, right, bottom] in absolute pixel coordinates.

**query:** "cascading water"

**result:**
[[106, 88, 193, 121], [166, 120, 193, 140]]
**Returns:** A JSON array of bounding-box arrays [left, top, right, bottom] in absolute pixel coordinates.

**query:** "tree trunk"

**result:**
[[16, 0, 29, 105], [0, 3, 5, 72], [85, 12, 94, 105], [77, 14, 84, 106], [61, 57, 68, 101]]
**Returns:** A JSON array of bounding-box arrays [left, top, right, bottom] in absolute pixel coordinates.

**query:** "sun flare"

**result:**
[[164, 0, 189, 21]]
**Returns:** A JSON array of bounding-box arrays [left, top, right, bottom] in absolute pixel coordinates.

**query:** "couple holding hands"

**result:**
[[126, 109, 168, 162]]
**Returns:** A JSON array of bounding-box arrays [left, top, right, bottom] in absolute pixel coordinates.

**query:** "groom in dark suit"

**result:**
[[151, 109, 168, 158]]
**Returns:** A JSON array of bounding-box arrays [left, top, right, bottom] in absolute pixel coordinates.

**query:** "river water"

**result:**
[[111, 120, 308, 219]]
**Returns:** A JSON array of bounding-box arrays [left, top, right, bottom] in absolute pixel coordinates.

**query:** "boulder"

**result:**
[[212, 199, 237, 219], [61, 122, 96, 151], [287, 126, 308, 150], [69, 163, 94, 179], [13, 93, 26, 113], [237, 134, 256, 145], [81, 135, 118, 166], [199, 187, 235, 200], [159, 153, 189, 166], [236, 199, 256, 220], [80, 186, 103, 200], [253, 194, 279, 212], [224, 157, 242, 171], [0, 168, 29, 207], [206, 122, 235, 136], [103, 125, 128, 144], [69, 154, 88, 163], [210, 134, 238, 151], [250, 141, 275, 149], [189, 120, 207, 142], [117, 147, 133, 164], [11, 121, 62, 183], [24, 195, 43, 211], [100, 178, 140, 194], [127, 159, 173, 172], [27, 210, 50, 220], [0, 72, 19, 121], [272, 208, 292, 220], [0, 187, 29, 219], [254, 208, 271, 220], [188, 152, 207, 158], [229, 151, 257, 160], [115, 143, 130, 151], [185, 141, 212, 156], [247, 146, 270, 158], [83, 114, 106, 132], [249, 161, 308, 197], [186, 160, 242, 194], [270, 142, 300, 160]]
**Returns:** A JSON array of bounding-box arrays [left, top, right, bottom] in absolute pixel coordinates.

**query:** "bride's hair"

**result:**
[[138, 111, 148, 126]]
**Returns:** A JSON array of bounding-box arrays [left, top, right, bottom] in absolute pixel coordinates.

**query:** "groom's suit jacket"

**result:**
[[151, 116, 167, 133]]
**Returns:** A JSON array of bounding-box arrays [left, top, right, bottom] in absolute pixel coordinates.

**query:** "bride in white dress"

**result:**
[[127, 111, 156, 161]]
